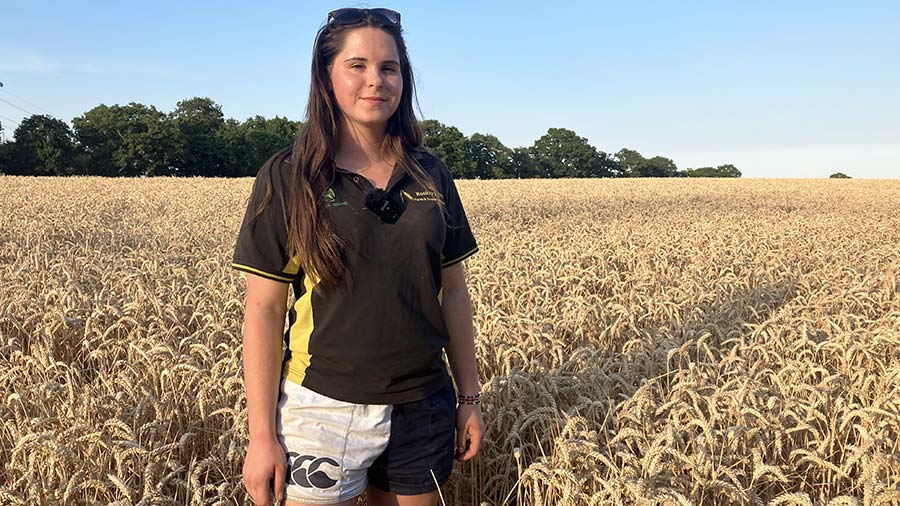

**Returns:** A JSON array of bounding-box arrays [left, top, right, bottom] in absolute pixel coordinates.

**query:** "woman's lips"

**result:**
[[362, 98, 385, 104]]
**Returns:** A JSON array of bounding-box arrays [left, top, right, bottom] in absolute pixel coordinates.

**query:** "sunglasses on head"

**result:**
[[327, 8, 401, 27]]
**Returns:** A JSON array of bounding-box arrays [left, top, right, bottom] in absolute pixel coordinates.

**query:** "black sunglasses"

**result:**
[[327, 8, 401, 27]]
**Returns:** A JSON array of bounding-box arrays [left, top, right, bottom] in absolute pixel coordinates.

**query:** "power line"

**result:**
[[0, 88, 52, 115], [0, 97, 35, 116], [0, 113, 20, 128], [0, 113, 20, 143]]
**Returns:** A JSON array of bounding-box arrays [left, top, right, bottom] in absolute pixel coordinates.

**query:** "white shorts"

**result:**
[[275, 377, 456, 504]]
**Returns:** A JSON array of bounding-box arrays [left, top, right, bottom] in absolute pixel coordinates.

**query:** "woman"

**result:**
[[231, 8, 484, 506]]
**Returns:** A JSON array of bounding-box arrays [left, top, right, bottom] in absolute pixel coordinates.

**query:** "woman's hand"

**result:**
[[243, 437, 287, 506], [455, 404, 484, 461]]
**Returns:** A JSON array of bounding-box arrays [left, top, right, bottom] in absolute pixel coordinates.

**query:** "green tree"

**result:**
[[242, 115, 301, 140], [465, 133, 513, 179], [615, 148, 646, 177], [530, 128, 617, 178], [218, 119, 252, 178], [72, 104, 118, 176], [73, 103, 176, 176], [510, 147, 539, 178], [594, 151, 623, 178], [244, 116, 300, 174], [682, 164, 742, 177], [219, 116, 300, 177], [683, 166, 712, 177], [422, 119, 475, 178], [170, 97, 225, 176], [616, 149, 681, 177], [715, 164, 741, 177], [641, 156, 679, 177], [7, 115, 77, 175], [829, 172, 851, 179], [0, 141, 16, 175]]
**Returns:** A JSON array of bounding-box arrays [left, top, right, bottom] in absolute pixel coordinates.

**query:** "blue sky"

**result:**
[[2, 1, 898, 178]]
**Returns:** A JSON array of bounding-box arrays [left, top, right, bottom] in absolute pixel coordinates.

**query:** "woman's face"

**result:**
[[329, 27, 403, 135]]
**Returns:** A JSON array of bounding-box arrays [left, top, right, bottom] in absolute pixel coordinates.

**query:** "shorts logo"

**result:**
[[286, 452, 340, 489]]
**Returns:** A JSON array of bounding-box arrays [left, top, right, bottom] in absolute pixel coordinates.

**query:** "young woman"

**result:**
[[231, 8, 484, 506]]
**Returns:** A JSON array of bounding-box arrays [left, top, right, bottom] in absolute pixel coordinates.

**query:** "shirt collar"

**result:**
[[333, 160, 410, 194]]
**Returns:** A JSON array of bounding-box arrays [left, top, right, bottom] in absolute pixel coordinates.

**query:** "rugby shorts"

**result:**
[[274, 376, 457, 504]]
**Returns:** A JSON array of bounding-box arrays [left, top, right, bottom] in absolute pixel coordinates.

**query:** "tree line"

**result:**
[[0, 97, 741, 179]]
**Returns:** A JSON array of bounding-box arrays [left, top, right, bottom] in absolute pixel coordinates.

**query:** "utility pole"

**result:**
[[0, 81, 4, 142], [0, 81, 4, 141]]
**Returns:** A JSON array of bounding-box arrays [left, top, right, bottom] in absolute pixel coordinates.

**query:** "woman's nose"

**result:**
[[367, 68, 384, 87]]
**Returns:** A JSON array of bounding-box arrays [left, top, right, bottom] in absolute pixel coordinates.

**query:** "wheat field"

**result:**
[[1, 176, 898, 506]]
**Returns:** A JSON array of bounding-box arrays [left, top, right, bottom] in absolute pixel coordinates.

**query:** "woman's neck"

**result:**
[[335, 120, 392, 169]]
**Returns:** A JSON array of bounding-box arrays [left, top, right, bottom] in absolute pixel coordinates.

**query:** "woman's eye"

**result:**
[[383, 67, 398, 73], [351, 64, 364, 69]]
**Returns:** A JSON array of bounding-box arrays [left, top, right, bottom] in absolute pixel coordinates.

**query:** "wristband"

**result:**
[[457, 393, 481, 405]]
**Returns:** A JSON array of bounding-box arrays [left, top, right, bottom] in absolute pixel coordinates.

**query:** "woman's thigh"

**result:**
[[283, 498, 359, 506], [365, 484, 439, 506]]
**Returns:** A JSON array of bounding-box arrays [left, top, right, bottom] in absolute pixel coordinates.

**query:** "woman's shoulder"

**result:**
[[411, 145, 437, 164], [253, 146, 294, 195], [263, 146, 294, 174], [264, 145, 294, 172], [410, 146, 451, 181]]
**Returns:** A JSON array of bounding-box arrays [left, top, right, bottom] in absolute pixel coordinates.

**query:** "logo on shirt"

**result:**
[[286, 452, 340, 488], [324, 187, 349, 207], [401, 190, 442, 203]]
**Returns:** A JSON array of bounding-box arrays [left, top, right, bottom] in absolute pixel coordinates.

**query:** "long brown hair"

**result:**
[[259, 11, 445, 293]]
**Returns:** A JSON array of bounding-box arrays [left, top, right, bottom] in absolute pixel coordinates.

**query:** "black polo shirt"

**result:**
[[231, 147, 478, 404]]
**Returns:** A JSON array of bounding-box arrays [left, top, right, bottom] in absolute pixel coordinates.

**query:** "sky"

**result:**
[[1, 1, 898, 178]]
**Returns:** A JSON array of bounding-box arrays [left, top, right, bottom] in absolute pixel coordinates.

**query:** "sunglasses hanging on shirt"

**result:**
[[365, 189, 406, 224]]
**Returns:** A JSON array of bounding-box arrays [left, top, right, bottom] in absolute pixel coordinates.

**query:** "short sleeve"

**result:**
[[439, 165, 479, 268], [231, 149, 301, 283]]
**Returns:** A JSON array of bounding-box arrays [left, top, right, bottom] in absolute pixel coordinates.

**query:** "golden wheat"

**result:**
[[1, 176, 899, 505]]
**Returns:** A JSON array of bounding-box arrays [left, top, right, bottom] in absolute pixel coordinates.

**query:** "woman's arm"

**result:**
[[241, 273, 290, 505], [243, 274, 289, 439], [441, 262, 484, 461]]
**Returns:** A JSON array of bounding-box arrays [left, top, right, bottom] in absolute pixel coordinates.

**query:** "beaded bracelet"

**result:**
[[457, 393, 481, 405]]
